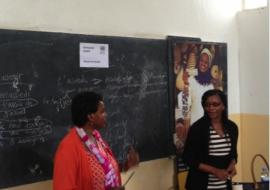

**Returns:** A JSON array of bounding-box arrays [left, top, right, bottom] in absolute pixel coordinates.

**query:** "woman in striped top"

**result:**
[[183, 89, 238, 190]]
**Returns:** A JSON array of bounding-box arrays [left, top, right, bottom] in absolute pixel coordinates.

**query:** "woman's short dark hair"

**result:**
[[71, 91, 103, 127], [201, 89, 228, 120]]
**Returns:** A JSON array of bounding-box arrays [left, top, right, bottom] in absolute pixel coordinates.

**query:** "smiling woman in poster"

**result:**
[[178, 47, 215, 125]]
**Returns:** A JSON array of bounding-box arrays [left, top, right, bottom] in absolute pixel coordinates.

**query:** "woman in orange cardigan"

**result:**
[[53, 91, 139, 190]]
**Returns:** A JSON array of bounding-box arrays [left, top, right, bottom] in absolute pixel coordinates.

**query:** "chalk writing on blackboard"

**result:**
[[0, 75, 53, 147]]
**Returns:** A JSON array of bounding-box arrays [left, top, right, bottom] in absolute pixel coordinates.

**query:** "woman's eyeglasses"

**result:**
[[204, 102, 221, 107]]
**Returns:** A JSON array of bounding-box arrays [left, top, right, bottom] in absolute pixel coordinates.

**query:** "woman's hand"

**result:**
[[227, 160, 237, 178], [123, 146, 139, 171], [199, 163, 230, 181], [212, 168, 230, 181]]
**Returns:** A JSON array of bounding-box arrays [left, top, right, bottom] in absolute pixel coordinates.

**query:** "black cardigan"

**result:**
[[183, 116, 238, 190]]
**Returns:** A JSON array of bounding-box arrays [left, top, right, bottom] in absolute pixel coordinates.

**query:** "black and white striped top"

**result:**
[[207, 126, 231, 190]]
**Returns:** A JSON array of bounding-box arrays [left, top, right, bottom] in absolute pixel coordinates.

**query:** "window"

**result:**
[[243, 0, 268, 9]]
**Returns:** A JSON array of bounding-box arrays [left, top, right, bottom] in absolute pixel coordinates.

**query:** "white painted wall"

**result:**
[[0, 0, 242, 113], [0, 0, 244, 189], [236, 6, 269, 182], [237, 7, 269, 115]]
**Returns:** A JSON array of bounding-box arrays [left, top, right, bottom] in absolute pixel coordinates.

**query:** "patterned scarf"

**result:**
[[75, 127, 120, 189]]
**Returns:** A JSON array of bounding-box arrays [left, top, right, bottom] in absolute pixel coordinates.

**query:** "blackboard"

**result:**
[[0, 29, 173, 188]]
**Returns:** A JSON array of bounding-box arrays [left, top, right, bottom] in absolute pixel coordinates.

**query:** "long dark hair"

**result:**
[[201, 89, 228, 122]]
